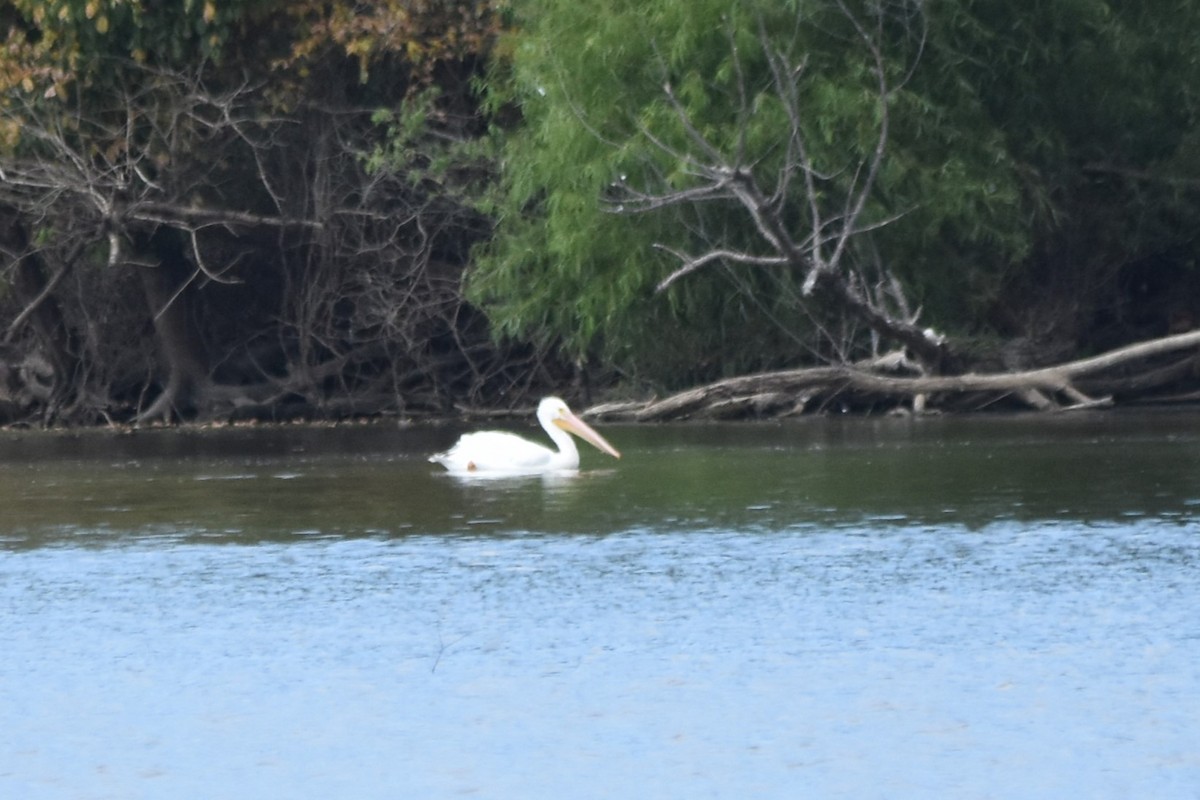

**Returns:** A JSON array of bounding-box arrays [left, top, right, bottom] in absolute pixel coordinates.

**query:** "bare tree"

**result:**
[[0, 62, 316, 420], [0, 57, 523, 425]]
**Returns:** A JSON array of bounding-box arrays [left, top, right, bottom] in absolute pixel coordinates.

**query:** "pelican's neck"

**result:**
[[541, 415, 580, 468]]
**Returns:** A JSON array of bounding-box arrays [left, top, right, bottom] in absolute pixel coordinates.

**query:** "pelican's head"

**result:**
[[538, 396, 621, 459]]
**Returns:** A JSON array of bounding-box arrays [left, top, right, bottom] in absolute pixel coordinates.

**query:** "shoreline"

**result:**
[[2, 397, 1199, 441]]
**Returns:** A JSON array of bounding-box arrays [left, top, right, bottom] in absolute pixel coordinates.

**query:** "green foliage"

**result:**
[[917, 0, 1200, 345], [0, 1, 288, 154], [367, 88, 499, 202], [4, 0, 275, 76], [473, 0, 1200, 386], [472, 0, 861, 382], [470, 0, 1020, 384]]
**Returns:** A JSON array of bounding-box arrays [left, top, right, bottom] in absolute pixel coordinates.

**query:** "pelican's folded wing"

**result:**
[[431, 431, 556, 474]]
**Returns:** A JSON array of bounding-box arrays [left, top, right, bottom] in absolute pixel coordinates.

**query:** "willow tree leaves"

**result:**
[[473, 0, 1200, 386]]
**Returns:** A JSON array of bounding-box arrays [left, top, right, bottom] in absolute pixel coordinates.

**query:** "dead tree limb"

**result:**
[[2, 232, 95, 345], [587, 330, 1200, 421]]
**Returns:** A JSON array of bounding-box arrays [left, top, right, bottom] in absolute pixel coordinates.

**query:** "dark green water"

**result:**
[[3, 410, 1197, 541], [1, 411, 1198, 797]]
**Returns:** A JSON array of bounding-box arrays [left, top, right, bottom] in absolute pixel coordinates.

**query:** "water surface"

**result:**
[[2, 412, 1199, 798]]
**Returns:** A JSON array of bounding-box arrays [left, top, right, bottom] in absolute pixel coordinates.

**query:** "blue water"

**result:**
[[1, 414, 1199, 798]]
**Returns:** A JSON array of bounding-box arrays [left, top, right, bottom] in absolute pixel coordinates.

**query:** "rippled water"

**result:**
[[2, 412, 1199, 798]]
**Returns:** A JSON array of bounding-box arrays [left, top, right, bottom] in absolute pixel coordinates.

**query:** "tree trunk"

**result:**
[[134, 231, 211, 423], [0, 209, 81, 420]]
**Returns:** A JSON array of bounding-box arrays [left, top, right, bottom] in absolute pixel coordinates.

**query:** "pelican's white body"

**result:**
[[430, 397, 620, 476]]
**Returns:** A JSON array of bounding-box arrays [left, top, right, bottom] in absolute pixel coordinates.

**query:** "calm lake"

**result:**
[[2, 411, 1199, 798]]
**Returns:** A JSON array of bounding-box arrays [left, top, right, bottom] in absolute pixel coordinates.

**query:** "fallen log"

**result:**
[[586, 329, 1200, 421]]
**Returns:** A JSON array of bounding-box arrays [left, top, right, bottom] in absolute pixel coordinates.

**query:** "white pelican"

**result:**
[[430, 396, 621, 475]]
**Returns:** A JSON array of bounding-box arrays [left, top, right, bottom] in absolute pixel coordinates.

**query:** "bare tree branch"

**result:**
[[3, 233, 95, 344], [655, 245, 790, 291]]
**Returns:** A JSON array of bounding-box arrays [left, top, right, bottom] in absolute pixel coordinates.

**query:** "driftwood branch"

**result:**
[[586, 330, 1200, 421]]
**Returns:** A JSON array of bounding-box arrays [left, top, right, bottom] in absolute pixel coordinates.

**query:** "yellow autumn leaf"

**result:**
[[203, 2, 216, 23], [0, 118, 22, 151], [96, 14, 109, 34], [85, 1, 98, 20]]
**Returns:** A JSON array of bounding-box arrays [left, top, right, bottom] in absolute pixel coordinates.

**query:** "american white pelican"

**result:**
[[430, 396, 621, 475]]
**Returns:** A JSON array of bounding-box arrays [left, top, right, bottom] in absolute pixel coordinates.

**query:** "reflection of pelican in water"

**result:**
[[430, 397, 621, 476]]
